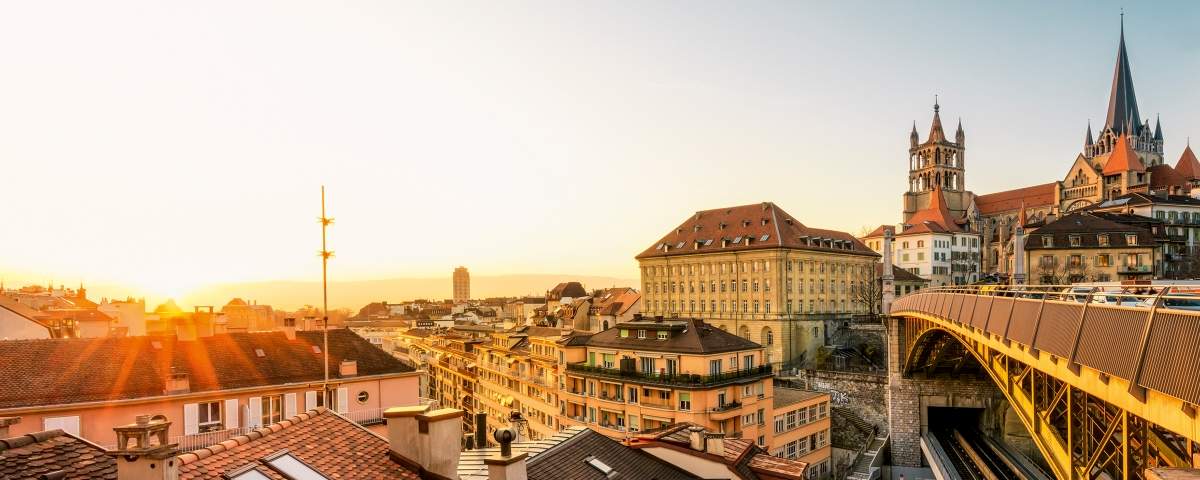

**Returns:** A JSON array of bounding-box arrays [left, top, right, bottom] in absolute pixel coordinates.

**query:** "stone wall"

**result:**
[[779, 369, 889, 434]]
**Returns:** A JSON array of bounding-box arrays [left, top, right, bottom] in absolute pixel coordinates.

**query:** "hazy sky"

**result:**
[[3, 1, 1199, 302]]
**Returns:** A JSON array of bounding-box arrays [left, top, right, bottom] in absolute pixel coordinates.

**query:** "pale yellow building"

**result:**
[[636, 202, 879, 368], [474, 326, 568, 440]]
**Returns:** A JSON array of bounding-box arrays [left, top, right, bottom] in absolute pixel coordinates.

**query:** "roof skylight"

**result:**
[[585, 455, 614, 475]]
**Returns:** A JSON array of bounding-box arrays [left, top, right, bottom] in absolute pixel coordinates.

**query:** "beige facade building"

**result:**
[[1025, 212, 1160, 284], [637, 202, 878, 368], [474, 326, 567, 440]]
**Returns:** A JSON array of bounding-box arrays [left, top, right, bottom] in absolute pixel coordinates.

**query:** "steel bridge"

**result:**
[[889, 285, 1200, 480]]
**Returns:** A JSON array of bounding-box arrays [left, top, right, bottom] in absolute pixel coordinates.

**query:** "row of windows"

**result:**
[[647, 298, 860, 314], [646, 278, 862, 296], [1040, 233, 1138, 248], [773, 401, 829, 434], [643, 260, 870, 278], [773, 430, 829, 460]]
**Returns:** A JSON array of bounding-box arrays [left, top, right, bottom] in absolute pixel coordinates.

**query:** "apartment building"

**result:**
[[0, 328, 421, 448], [474, 326, 569, 440], [638, 202, 879, 368], [770, 388, 833, 477], [559, 316, 788, 448], [401, 329, 485, 433], [1024, 211, 1161, 284]]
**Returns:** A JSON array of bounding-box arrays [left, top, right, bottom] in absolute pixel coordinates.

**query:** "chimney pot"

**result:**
[[415, 408, 464, 479], [486, 428, 528, 480]]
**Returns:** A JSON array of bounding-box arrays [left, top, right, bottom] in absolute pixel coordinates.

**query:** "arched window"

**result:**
[[762, 327, 774, 346]]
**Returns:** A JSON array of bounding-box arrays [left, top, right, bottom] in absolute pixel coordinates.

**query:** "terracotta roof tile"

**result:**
[[1148, 164, 1188, 190], [905, 186, 961, 233], [177, 408, 419, 479], [637, 202, 877, 259], [0, 329, 412, 409], [1103, 135, 1146, 175], [974, 183, 1057, 215], [1175, 145, 1200, 180], [0, 430, 115, 479]]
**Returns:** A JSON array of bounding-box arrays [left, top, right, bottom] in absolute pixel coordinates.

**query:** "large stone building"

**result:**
[[867, 22, 1200, 282], [636, 202, 879, 368]]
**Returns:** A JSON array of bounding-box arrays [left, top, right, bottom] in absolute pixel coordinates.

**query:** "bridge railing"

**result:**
[[890, 283, 1200, 408]]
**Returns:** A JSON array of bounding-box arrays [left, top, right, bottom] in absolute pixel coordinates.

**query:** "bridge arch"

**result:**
[[890, 290, 1200, 480]]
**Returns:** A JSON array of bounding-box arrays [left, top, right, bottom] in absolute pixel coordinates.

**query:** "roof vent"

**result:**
[[761, 218, 769, 226], [254, 348, 266, 358], [585, 456, 614, 476], [742, 220, 751, 227], [785, 218, 794, 225], [718, 222, 727, 230], [339, 360, 358, 377]]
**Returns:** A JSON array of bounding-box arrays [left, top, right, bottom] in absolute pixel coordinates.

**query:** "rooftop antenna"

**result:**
[[319, 186, 335, 402]]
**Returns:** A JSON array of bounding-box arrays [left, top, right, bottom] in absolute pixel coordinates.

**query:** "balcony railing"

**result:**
[[709, 401, 742, 413], [341, 407, 385, 426], [564, 363, 773, 388], [166, 427, 252, 452], [1118, 264, 1152, 273]]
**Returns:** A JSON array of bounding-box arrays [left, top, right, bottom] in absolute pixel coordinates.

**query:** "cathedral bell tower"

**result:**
[[903, 100, 969, 224]]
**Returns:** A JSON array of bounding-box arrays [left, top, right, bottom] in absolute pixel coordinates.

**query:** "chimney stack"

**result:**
[[281, 317, 297, 341], [704, 432, 726, 457], [486, 428, 528, 480], [687, 425, 706, 451], [383, 405, 430, 471], [416, 408, 465, 479], [108, 415, 179, 480], [0, 417, 19, 438]]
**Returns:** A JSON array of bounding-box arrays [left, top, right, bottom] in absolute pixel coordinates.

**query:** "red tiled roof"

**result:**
[[862, 225, 892, 239], [1103, 135, 1146, 175], [177, 407, 419, 479], [974, 183, 1057, 215], [1175, 145, 1200, 180], [1148, 164, 1188, 190], [0, 329, 413, 409], [0, 430, 115, 479], [904, 186, 961, 233], [637, 202, 877, 259]]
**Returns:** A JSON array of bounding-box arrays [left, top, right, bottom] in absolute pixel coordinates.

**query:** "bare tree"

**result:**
[[854, 273, 884, 316]]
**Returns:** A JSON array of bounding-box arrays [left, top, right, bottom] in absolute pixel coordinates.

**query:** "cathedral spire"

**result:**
[[928, 99, 946, 142], [1104, 12, 1141, 136], [1154, 114, 1163, 141], [955, 118, 964, 144], [1086, 120, 1094, 146], [910, 121, 919, 147]]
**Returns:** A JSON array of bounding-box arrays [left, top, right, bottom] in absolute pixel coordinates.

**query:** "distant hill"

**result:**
[[163, 274, 638, 310]]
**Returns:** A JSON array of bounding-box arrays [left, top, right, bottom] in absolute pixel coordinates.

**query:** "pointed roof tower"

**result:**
[[1017, 200, 1028, 227], [1103, 135, 1146, 175], [1086, 121, 1095, 146], [906, 185, 961, 233], [1175, 143, 1200, 180], [928, 99, 946, 142], [955, 118, 964, 144], [1104, 13, 1142, 136], [910, 121, 919, 147], [1154, 114, 1163, 141]]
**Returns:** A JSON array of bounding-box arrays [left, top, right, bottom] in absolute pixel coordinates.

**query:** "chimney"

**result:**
[[107, 414, 179, 480], [475, 412, 488, 450], [281, 317, 297, 340], [383, 405, 430, 471], [415, 409, 464, 479], [704, 432, 726, 457], [0, 417, 19, 438], [486, 428, 528, 480], [687, 425, 706, 451], [339, 360, 358, 377], [174, 321, 197, 342], [163, 372, 189, 395]]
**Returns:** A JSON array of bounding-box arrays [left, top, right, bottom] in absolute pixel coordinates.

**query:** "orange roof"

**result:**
[[1148, 164, 1188, 190], [1103, 135, 1146, 175], [905, 186, 960, 233], [974, 183, 1057, 215], [1175, 145, 1200, 180]]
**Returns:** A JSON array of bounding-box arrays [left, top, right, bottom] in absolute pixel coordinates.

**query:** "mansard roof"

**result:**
[[636, 202, 877, 259]]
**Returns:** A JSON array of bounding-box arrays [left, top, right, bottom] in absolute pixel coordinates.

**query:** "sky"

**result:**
[[2, 1, 1200, 306]]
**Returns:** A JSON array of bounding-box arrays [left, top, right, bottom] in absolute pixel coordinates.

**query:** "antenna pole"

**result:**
[[320, 186, 333, 403]]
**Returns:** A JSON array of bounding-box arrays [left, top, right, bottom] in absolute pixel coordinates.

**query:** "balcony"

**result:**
[[597, 391, 625, 403], [1118, 265, 1152, 274], [564, 363, 773, 388], [709, 401, 742, 413]]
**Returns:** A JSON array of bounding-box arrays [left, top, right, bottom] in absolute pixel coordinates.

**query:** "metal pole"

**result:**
[[320, 186, 333, 403]]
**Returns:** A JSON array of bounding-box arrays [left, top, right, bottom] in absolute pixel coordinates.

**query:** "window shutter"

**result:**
[[284, 393, 297, 419], [183, 403, 199, 435], [247, 397, 262, 428], [305, 391, 318, 411], [336, 387, 349, 414], [224, 399, 239, 429]]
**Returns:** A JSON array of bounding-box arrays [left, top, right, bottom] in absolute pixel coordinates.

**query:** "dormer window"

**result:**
[[1042, 236, 1053, 248], [656, 331, 668, 341], [1127, 234, 1138, 246], [1069, 235, 1081, 247], [637, 330, 646, 339], [1098, 234, 1110, 246]]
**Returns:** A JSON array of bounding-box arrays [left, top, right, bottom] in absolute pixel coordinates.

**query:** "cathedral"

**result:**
[[865, 20, 1200, 282]]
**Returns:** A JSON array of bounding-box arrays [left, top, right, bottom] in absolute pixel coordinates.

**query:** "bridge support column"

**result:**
[[887, 315, 922, 467]]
